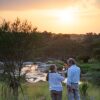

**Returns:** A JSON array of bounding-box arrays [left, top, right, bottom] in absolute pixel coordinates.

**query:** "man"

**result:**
[[66, 58, 80, 100]]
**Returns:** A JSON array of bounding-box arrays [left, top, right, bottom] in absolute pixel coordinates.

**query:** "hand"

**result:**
[[64, 63, 69, 69]]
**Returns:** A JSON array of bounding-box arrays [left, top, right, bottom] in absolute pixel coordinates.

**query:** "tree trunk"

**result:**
[[9, 80, 19, 100], [13, 86, 18, 100]]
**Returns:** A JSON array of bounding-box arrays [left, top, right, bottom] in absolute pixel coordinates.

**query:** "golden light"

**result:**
[[55, 7, 79, 25]]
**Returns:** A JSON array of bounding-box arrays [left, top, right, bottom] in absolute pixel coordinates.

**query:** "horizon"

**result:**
[[0, 0, 100, 34]]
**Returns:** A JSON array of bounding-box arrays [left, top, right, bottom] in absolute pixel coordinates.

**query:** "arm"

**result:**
[[67, 68, 72, 86], [46, 73, 49, 81], [67, 69, 73, 92], [57, 73, 65, 81]]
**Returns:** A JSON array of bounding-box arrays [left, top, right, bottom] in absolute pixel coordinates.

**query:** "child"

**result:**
[[46, 65, 65, 100]]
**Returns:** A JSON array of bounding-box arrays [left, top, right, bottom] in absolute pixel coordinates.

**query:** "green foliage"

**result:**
[[89, 65, 100, 85], [54, 60, 64, 68], [0, 19, 100, 60], [80, 82, 88, 96], [77, 55, 90, 63], [0, 18, 43, 99], [79, 63, 91, 74], [79, 62, 100, 86], [0, 82, 99, 100], [93, 48, 100, 61]]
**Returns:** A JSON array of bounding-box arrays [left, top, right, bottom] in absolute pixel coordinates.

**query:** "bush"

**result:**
[[77, 56, 90, 63], [79, 64, 91, 74], [80, 82, 88, 96]]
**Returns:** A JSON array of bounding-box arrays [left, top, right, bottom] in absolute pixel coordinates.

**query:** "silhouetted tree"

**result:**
[[0, 18, 43, 100]]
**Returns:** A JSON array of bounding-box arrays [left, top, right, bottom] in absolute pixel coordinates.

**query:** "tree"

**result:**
[[0, 19, 42, 100], [92, 38, 100, 61]]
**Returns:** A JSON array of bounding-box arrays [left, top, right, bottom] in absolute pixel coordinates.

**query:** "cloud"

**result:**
[[0, 0, 41, 10], [0, 0, 100, 11], [77, 0, 100, 9], [95, 0, 100, 8], [0, 0, 78, 10]]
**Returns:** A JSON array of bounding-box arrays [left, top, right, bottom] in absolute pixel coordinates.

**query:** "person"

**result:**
[[63, 63, 69, 78], [57, 67, 65, 77], [46, 65, 65, 100], [66, 58, 81, 100]]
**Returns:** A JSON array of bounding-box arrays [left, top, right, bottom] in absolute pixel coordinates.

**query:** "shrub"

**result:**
[[80, 82, 88, 96]]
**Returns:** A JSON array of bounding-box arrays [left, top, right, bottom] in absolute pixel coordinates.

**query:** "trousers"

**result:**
[[67, 83, 80, 100], [51, 90, 62, 100]]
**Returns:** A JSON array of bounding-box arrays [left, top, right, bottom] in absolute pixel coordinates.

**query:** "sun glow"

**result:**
[[55, 7, 79, 25]]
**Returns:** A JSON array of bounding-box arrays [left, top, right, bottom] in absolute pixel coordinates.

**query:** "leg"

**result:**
[[74, 89, 80, 100], [67, 87, 74, 100], [56, 91, 62, 100], [73, 84, 80, 100], [51, 90, 56, 100], [51, 90, 58, 100]]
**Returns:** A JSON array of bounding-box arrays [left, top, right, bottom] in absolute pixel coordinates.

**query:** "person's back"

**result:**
[[47, 65, 64, 100], [66, 58, 80, 100], [67, 64, 80, 84], [49, 72, 64, 91]]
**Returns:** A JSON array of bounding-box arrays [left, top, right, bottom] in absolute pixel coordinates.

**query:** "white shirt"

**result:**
[[49, 72, 64, 91], [67, 65, 80, 86]]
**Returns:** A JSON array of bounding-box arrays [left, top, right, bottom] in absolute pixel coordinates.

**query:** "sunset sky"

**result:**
[[0, 0, 100, 34]]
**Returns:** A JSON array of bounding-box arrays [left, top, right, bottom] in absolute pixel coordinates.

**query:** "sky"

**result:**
[[0, 0, 100, 34]]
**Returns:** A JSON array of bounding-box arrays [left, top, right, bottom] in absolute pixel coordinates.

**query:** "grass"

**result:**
[[0, 62, 100, 100], [0, 81, 100, 100], [87, 84, 100, 100], [19, 82, 51, 100], [18, 82, 100, 100]]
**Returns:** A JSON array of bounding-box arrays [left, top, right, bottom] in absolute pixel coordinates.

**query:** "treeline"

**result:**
[[0, 18, 100, 62]]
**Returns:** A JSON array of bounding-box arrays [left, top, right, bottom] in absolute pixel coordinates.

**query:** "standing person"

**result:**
[[66, 58, 81, 100], [63, 63, 69, 78], [46, 65, 65, 100]]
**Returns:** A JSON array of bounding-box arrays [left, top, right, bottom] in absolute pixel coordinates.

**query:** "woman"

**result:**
[[46, 65, 65, 100]]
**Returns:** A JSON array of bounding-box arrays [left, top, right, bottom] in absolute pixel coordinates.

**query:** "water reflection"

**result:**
[[21, 64, 82, 84], [21, 64, 47, 83]]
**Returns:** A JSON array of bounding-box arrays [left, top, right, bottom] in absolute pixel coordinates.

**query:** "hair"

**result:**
[[67, 58, 76, 65], [49, 65, 56, 72]]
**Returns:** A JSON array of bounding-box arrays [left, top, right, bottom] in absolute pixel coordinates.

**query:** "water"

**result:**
[[21, 65, 47, 83]]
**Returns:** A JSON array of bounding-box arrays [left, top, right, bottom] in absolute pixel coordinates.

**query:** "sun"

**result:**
[[56, 7, 79, 25], [58, 11, 74, 24]]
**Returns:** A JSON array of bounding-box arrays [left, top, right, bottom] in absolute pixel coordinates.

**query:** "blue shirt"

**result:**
[[67, 65, 80, 86], [49, 72, 64, 91]]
